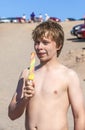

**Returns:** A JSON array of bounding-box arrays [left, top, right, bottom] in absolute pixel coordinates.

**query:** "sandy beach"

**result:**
[[0, 21, 85, 130]]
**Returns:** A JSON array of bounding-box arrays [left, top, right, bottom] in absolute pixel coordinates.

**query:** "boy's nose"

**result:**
[[37, 42, 43, 49]]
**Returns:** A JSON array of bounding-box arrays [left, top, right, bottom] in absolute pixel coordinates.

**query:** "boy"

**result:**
[[8, 20, 85, 130]]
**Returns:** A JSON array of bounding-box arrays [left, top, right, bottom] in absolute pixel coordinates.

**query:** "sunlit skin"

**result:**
[[34, 37, 61, 65], [8, 27, 85, 130]]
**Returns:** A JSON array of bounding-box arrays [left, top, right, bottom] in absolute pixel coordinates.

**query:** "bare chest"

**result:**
[[34, 73, 68, 98], [26, 72, 69, 130]]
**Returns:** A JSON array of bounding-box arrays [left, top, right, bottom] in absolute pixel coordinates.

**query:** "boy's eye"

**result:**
[[36, 41, 40, 44], [42, 41, 50, 45], [34, 40, 50, 45], [34, 41, 40, 45]]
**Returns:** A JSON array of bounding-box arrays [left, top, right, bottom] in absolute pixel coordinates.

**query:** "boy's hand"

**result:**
[[23, 80, 35, 100]]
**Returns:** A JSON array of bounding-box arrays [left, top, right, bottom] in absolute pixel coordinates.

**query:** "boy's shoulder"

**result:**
[[60, 64, 78, 77], [63, 65, 79, 82]]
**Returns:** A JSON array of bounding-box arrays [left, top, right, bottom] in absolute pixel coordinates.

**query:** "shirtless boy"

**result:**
[[8, 20, 85, 130]]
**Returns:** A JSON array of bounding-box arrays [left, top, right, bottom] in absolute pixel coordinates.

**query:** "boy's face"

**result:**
[[34, 36, 58, 62]]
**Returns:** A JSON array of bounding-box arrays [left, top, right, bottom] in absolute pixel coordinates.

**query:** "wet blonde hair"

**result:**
[[32, 20, 64, 57]]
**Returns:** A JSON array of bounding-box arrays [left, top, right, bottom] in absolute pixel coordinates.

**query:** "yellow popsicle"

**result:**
[[28, 52, 35, 80]]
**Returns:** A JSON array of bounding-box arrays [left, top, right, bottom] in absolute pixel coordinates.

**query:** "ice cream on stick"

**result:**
[[28, 52, 35, 81]]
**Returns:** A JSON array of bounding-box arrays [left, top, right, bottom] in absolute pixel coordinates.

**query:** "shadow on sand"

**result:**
[[67, 38, 85, 42]]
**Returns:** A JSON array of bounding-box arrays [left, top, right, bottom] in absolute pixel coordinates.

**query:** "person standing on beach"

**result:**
[[30, 12, 35, 22], [8, 20, 85, 130], [45, 13, 50, 21], [22, 14, 26, 23], [39, 13, 43, 22]]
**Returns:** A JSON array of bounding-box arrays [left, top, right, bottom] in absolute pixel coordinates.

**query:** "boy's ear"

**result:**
[[56, 44, 62, 51]]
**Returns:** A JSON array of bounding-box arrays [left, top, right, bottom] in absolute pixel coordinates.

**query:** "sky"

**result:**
[[0, 0, 85, 21]]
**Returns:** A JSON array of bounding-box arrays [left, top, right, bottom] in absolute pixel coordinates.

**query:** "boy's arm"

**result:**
[[8, 69, 29, 120], [68, 70, 85, 130]]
